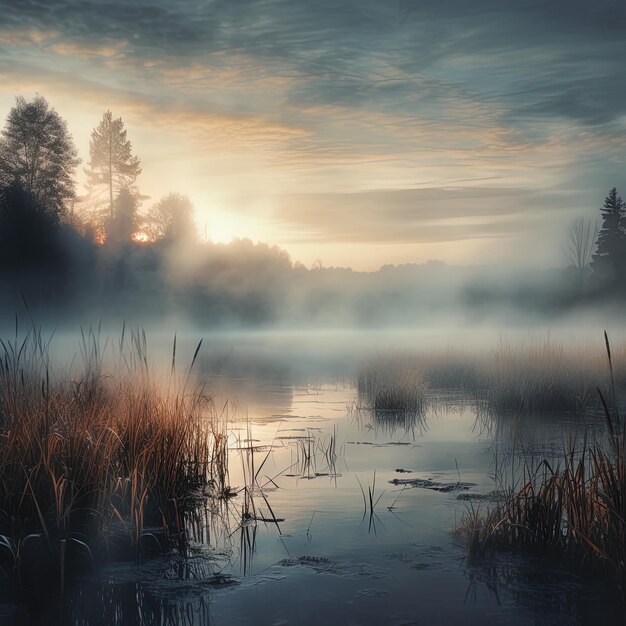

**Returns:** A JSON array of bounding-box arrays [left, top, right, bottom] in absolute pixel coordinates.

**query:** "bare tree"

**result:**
[[564, 216, 598, 271]]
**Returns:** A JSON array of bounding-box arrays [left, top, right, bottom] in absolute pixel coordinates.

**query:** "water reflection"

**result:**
[[464, 552, 624, 625], [351, 403, 428, 439], [9, 559, 218, 626], [3, 342, 625, 625]]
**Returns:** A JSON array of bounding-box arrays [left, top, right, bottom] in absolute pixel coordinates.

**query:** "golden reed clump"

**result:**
[[0, 324, 227, 590]]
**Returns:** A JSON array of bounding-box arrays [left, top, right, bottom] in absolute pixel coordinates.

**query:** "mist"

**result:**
[[0, 96, 620, 336], [0, 222, 621, 334], [1, 3, 626, 622]]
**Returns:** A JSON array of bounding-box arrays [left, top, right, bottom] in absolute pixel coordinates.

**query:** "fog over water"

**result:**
[[1, 0, 626, 622], [1, 321, 622, 625]]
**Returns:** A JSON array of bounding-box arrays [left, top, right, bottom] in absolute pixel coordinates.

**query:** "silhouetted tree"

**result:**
[[0, 95, 80, 220], [0, 181, 60, 267], [84, 111, 141, 223], [106, 188, 137, 245], [146, 192, 197, 243], [591, 188, 625, 283]]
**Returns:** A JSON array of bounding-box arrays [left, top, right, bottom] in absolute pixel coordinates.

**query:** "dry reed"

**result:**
[[458, 334, 626, 594], [0, 322, 228, 590]]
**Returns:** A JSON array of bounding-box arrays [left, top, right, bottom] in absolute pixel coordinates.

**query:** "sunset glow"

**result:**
[[204, 211, 241, 244], [1, 2, 623, 269], [1, 4, 626, 624], [132, 231, 151, 243]]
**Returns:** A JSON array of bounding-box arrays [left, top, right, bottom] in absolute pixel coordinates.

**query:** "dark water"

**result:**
[[1, 330, 624, 625]]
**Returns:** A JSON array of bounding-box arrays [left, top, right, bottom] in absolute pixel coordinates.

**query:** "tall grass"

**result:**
[[458, 334, 626, 594], [482, 338, 623, 416], [356, 353, 428, 416], [356, 338, 626, 420], [0, 323, 226, 590]]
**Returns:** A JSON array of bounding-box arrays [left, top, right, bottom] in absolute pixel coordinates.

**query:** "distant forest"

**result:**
[[0, 95, 624, 328]]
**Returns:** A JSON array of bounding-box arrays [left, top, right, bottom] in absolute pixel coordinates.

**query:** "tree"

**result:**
[[0, 180, 60, 267], [106, 188, 138, 245], [146, 192, 197, 242], [0, 95, 80, 220], [564, 217, 597, 271], [84, 111, 141, 223], [590, 187, 625, 283]]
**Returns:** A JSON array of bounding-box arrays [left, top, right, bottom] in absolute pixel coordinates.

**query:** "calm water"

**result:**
[[2, 330, 623, 625]]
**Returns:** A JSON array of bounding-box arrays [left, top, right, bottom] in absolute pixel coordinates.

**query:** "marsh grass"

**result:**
[[357, 354, 428, 415], [289, 426, 340, 480], [0, 322, 228, 591], [481, 338, 623, 416], [357, 338, 626, 421], [356, 470, 385, 533], [458, 334, 626, 594]]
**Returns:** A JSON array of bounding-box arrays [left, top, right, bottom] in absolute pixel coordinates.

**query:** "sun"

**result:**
[[206, 212, 241, 244], [132, 231, 151, 243]]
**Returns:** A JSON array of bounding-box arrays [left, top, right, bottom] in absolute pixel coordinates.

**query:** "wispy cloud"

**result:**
[[259, 187, 575, 244], [0, 0, 624, 266]]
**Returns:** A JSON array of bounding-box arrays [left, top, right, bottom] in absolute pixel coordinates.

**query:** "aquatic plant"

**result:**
[[482, 338, 604, 415], [458, 334, 626, 593], [356, 470, 385, 533], [356, 353, 428, 415], [357, 338, 626, 419], [0, 322, 229, 590]]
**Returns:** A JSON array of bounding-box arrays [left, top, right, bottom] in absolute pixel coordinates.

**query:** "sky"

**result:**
[[0, 0, 625, 270]]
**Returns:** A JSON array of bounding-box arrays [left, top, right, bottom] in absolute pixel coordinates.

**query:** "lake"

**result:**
[[1, 328, 624, 625]]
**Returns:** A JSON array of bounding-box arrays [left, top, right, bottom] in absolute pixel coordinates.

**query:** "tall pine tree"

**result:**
[[84, 111, 141, 230], [590, 187, 625, 283]]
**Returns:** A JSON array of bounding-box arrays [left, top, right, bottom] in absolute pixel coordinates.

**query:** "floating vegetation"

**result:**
[[390, 477, 476, 492]]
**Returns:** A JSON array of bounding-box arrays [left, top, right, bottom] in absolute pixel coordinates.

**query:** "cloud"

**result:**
[[50, 39, 128, 58], [253, 187, 579, 244], [0, 27, 58, 47], [0, 0, 624, 266], [3, 1, 625, 132]]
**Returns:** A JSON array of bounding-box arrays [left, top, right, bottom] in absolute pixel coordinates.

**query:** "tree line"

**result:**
[[0, 94, 197, 268], [0, 93, 625, 327], [560, 186, 626, 291]]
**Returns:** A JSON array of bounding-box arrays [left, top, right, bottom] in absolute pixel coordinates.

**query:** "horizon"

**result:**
[[2, 5, 626, 625], [1, 1, 624, 270]]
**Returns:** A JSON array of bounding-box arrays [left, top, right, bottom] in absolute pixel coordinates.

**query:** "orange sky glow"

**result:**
[[0, 3, 624, 270]]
